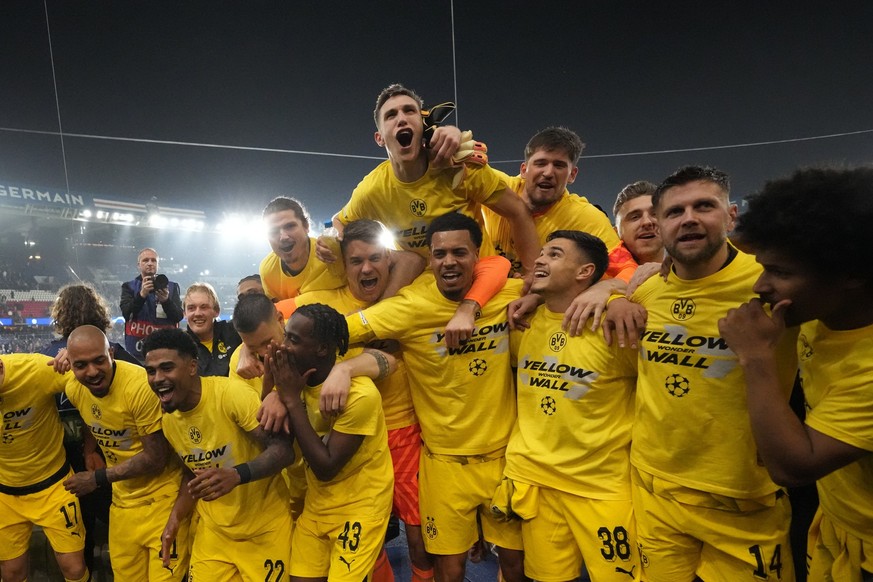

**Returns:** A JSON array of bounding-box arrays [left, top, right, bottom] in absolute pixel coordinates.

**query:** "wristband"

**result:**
[[94, 468, 109, 488], [234, 463, 252, 485]]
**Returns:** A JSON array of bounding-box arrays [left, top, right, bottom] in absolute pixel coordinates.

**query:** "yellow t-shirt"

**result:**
[[226, 349, 308, 515], [161, 376, 290, 539], [258, 236, 346, 300], [505, 307, 637, 499], [227, 348, 262, 394], [300, 375, 393, 519], [347, 278, 522, 456], [294, 286, 417, 430], [338, 161, 504, 258], [630, 250, 797, 499], [799, 320, 873, 542], [0, 353, 68, 487], [482, 172, 622, 275], [64, 361, 181, 507]]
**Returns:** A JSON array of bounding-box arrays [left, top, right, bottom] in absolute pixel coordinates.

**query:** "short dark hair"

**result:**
[[524, 127, 585, 165], [373, 83, 423, 128], [262, 196, 310, 231], [425, 212, 483, 249], [237, 274, 261, 287], [613, 180, 658, 218], [546, 230, 609, 283], [340, 219, 387, 254], [233, 294, 277, 334], [142, 328, 199, 360], [653, 166, 730, 209], [738, 166, 873, 284], [295, 303, 349, 357]]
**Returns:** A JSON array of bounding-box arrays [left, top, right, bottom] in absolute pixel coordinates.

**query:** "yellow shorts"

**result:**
[[0, 470, 85, 560], [419, 447, 522, 555], [188, 510, 292, 582], [109, 495, 191, 581], [807, 508, 873, 581], [289, 514, 387, 581], [519, 486, 640, 581], [632, 468, 794, 582]]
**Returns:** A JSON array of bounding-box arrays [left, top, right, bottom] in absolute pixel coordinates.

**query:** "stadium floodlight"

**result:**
[[148, 213, 167, 228]]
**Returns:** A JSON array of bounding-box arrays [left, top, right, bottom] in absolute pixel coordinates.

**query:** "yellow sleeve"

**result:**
[[332, 379, 380, 437]]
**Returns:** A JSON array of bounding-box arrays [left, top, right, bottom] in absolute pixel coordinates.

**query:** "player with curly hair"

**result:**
[[719, 166, 873, 580]]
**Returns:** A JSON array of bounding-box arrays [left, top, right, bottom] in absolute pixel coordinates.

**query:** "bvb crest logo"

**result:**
[[410, 198, 427, 217], [549, 332, 567, 352], [188, 426, 203, 444], [670, 298, 696, 321], [424, 516, 438, 540], [90, 404, 102, 420], [217, 341, 227, 354]]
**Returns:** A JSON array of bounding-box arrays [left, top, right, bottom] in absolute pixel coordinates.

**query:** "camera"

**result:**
[[147, 274, 169, 292]]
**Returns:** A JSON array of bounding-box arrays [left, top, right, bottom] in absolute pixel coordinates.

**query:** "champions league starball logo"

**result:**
[[540, 395, 556, 415], [665, 373, 690, 397], [468, 358, 487, 376]]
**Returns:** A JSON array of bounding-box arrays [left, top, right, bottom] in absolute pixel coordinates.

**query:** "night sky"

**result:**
[[2, 0, 872, 229]]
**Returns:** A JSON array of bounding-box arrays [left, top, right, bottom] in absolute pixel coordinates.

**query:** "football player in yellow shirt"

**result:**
[[62, 325, 189, 581], [489, 127, 639, 334], [333, 83, 539, 276], [718, 167, 873, 581], [287, 219, 433, 581], [345, 212, 525, 582], [259, 195, 425, 302], [141, 328, 294, 582], [505, 230, 640, 581], [604, 166, 796, 582], [613, 180, 663, 267], [267, 304, 395, 582], [0, 353, 89, 582]]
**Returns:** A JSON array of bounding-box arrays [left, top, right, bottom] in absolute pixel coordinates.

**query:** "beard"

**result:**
[[665, 234, 726, 268]]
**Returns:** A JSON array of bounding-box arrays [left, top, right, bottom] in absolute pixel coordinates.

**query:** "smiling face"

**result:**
[[657, 180, 737, 278], [344, 239, 390, 304], [265, 209, 310, 271], [145, 348, 199, 413], [616, 194, 663, 263], [429, 230, 478, 301], [184, 291, 219, 342], [374, 94, 425, 165], [67, 339, 115, 398], [530, 237, 591, 298], [520, 148, 578, 211]]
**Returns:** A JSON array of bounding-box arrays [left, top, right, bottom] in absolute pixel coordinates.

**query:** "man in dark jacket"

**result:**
[[120, 247, 183, 361]]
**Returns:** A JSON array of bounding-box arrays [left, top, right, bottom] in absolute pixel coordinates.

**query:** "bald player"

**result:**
[[63, 325, 189, 580]]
